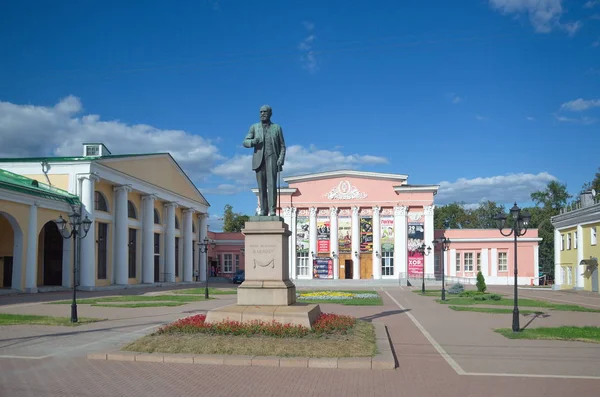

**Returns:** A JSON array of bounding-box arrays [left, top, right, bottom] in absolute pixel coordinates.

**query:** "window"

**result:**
[[127, 200, 137, 219], [476, 253, 481, 272], [94, 191, 109, 212], [567, 233, 571, 250], [86, 145, 99, 156], [498, 252, 508, 272], [455, 252, 461, 271], [382, 251, 394, 276], [560, 234, 564, 251], [154, 209, 160, 224], [592, 227, 597, 246], [97, 223, 108, 279], [574, 231, 578, 249], [464, 252, 473, 272], [235, 254, 240, 272], [223, 254, 233, 273], [175, 216, 180, 230], [128, 228, 137, 278], [434, 254, 440, 275], [297, 251, 309, 276], [175, 237, 179, 277]]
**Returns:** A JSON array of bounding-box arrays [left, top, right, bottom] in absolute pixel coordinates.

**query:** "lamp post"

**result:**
[[495, 202, 531, 333], [198, 237, 216, 299], [417, 243, 432, 294], [55, 205, 92, 323], [434, 237, 450, 301]]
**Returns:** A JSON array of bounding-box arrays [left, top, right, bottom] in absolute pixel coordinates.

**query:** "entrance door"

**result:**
[[43, 222, 63, 286], [344, 259, 353, 279], [360, 254, 373, 279], [593, 266, 599, 293], [2, 257, 13, 287], [154, 233, 160, 282]]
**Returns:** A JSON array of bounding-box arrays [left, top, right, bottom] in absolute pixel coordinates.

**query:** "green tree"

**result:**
[[471, 200, 505, 229], [434, 202, 474, 229], [222, 204, 250, 233], [476, 271, 487, 293], [530, 180, 571, 211]]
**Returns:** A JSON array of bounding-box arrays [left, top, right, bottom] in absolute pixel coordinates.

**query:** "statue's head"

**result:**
[[259, 105, 272, 122]]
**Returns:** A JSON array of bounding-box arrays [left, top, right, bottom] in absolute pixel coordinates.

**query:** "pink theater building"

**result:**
[[253, 170, 541, 285]]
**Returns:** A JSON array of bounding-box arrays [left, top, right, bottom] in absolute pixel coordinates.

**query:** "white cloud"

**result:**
[[560, 98, 600, 111], [436, 172, 557, 206], [526, 116, 535, 121], [593, 38, 600, 47], [0, 96, 223, 180], [488, 0, 581, 35], [474, 114, 487, 121], [299, 21, 318, 73], [554, 114, 598, 124], [584, 1, 600, 8], [447, 93, 462, 104]]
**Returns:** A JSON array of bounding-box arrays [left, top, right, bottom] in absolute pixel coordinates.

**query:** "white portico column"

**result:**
[[424, 205, 435, 276], [330, 207, 339, 279], [554, 229, 562, 286], [394, 206, 408, 278], [309, 207, 318, 277], [141, 194, 155, 284], [164, 203, 177, 281], [113, 185, 131, 285], [290, 208, 297, 279], [25, 203, 38, 292], [198, 213, 208, 282], [351, 206, 360, 279], [183, 209, 194, 282], [283, 207, 293, 277], [372, 206, 381, 280], [79, 174, 99, 288]]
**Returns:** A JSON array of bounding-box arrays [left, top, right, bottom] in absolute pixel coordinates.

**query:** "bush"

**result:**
[[489, 294, 502, 301], [459, 290, 484, 297], [448, 283, 464, 295], [473, 295, 487, 301], [476, 271, 487, 293]]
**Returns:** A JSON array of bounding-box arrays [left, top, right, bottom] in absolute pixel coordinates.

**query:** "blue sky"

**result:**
[[1, 0, 599, 229]]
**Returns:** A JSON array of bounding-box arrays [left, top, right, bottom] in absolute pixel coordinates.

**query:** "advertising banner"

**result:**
[[407, 222, 425, 277], [360, 217, 373, 252], [380, 217, 394, 252], [313, 257, 333, 279], [317, 217, 330, 253], [338, 217, 351, 253], [296, 216, 309, 253]]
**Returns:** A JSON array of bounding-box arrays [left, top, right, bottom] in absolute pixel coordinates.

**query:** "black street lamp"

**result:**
[[434, 236, 451, 301], [495, 202, 531, 333], [417, 243, 432, 294], [55, 205, 92, 323], [197, 237, 216, 299]]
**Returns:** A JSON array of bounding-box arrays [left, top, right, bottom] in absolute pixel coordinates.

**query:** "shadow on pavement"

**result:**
[[520, 311, 551, 331], [360, 309, 411, 322]]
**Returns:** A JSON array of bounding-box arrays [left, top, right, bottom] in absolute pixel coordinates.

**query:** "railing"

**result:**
[[559, 197, 600, 214]]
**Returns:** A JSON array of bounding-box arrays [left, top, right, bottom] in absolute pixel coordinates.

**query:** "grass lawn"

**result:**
[[297, 290, 383, 306], [0, 313, 102, 326], [172, 287, 237, 295], [92, 302, 185, 308], [122, 319, 376, 358], [436, 296, 600, 312], [48, 294, 209, 307], [448, 306, 545, 315], [495, 326, 600, 344]]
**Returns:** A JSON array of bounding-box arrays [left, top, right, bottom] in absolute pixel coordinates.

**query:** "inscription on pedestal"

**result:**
[[250, 244, 276, 269]]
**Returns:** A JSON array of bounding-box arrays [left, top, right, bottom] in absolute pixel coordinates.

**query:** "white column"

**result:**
[[25, 203, 38, 292], [183, 209, 194, 282], [576, 225, 584, 288], [491, 248, 498, 277], [283, 207, 293, 278], [372, 206, 381, 280], [351, 206, 360, 279], [309, 207, 317, 278], [62, 236, 73, 287], [534, 245, 540, 286], [290, 208, 297, 279], [394, 206, 407, 278], [480, 248, 489, 277], [450, 248, 457, 277], [198, 213, 208, 282], [113, 185, 131, 285], [79, 174, 98, 288], [164, 203, 177, 281], [554, 229, 562, 286], [424, 205, 435, 276], [141, 195, 155, 284], [330, 207, 339, 279]]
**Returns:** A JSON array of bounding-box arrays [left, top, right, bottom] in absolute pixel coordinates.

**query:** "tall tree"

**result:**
[[434, 202, 472, 229], [471, 200, 505, 229], [222, 204, 250, 233], [530, 180, 571, 211]]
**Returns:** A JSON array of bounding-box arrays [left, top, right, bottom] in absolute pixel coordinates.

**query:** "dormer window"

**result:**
[[83, 143, 111, 157]]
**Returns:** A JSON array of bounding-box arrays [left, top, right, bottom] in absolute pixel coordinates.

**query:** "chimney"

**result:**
[[580, 189, 594, 208]]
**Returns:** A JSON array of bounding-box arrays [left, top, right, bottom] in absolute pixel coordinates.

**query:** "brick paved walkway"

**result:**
[[1, 286, 600, 396]]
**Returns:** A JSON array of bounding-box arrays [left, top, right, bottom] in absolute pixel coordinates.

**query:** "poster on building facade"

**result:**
[[338, 217, 351, 253], [317, 217, 330, 253], [313, 258, 333, 279], [407, 222, 424, 277], [360, 217, 373, 252], [296, 216, 309, 253], [380, 217, 394, 252]]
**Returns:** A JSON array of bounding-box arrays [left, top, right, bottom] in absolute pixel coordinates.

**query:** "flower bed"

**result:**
[[156, 313, 356, 338], [297, 291, 380, 300]]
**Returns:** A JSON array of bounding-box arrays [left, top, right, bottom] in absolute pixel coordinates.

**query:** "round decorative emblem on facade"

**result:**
[[338, 180, 351, 194], [323, 180, 368, 200]]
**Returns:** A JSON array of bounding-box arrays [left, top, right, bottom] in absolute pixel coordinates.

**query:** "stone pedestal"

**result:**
[[205, 218, 321, 328]]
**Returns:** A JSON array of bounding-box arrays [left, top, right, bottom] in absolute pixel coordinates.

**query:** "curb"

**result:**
[[88, 321, 396, 370]]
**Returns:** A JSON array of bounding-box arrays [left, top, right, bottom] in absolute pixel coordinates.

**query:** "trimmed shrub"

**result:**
[[489, 294, 502, 301], [473, 295, 487, 301], [448, 283, 464, 295], [476, 271, 487, 293], [459, 290, 484, 297]]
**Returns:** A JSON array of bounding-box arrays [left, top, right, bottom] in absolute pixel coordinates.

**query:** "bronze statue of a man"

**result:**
[[243, 105, 286, 216]]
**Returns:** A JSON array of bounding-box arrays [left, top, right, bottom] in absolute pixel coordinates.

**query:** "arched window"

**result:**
[[154, 209, 160, 224], [175, 216, 180, 230], [94, 191, 109, 212], [127, 200, 137, 219]]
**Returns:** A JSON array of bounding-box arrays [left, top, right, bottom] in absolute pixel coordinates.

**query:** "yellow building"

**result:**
[[552, 190, 600, 293], [0, 143, 210, 292]]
